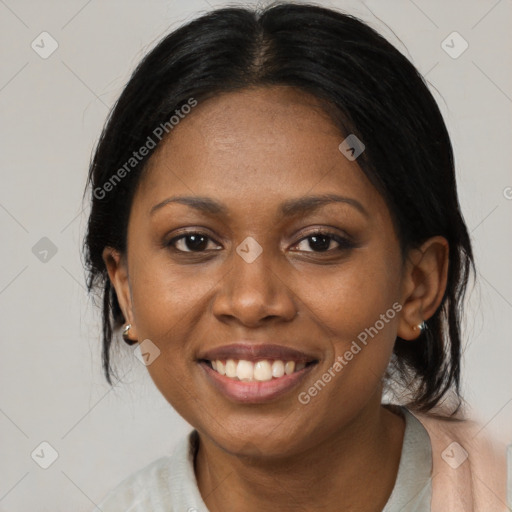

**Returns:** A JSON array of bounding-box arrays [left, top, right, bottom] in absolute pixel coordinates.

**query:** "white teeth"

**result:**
[[253, 360, 272, 381], [216, 360, 226, 375], [272, 360, 285, 378], [236, 360, 254, 381], [209, 358, 309, 381], [225, 359, 237, 378], [285, 361, 295, 375]]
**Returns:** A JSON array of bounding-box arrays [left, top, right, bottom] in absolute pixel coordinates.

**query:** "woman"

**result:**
[[84, 3, 507, 511]]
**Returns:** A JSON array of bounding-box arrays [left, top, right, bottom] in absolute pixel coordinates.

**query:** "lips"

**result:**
[[197, 342, 320, 403], [197, 343, 318, 364]]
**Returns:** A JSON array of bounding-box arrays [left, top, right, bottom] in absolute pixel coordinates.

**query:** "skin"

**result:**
[[103, 86, 449, 512]]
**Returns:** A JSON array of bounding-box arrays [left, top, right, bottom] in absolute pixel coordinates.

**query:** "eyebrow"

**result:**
[[150, 193, 368, 219]]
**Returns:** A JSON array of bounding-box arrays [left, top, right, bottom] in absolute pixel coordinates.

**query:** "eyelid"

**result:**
[[290, 225, 354, 244], [165, 229, 223, 252], [290, 229, 354, 252]]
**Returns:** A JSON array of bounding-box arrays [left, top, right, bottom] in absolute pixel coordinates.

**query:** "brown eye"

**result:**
[[293, 231, 354, 253], [168, 232, 221, 252]]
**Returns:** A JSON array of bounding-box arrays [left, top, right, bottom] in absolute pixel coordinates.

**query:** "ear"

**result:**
[[102, 247, 139, 341], [397, 236, 449, 341]]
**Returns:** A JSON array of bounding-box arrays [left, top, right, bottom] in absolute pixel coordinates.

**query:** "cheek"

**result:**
[[127, 254, 220, 408], [295, 250, 401, 390], [298, 250, 400, 338], [130, 252, 217, 341]]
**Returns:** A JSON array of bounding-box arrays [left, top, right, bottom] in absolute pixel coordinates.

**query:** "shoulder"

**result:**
[[410, 408, 509, 512], [93, 430, 207, 512], [94, 455, 175, 512]]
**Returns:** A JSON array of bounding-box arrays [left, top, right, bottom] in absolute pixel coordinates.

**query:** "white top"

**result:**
[[94, 406, 432, 512]]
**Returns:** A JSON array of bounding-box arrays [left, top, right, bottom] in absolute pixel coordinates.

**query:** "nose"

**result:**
[[211, 248, 298, 327]]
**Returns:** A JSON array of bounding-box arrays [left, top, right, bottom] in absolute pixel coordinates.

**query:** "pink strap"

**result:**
[[412, 411, 508, 512]]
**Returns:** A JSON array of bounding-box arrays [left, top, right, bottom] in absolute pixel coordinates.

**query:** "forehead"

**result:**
[[135, 86, 384, 218]]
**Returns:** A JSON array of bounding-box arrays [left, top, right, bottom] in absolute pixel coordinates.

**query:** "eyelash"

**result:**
[[293, 230, 354, 253], [166, 229, 354, 254]]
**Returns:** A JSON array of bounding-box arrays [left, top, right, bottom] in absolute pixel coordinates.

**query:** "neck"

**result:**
[[195, 397, 405, 512]]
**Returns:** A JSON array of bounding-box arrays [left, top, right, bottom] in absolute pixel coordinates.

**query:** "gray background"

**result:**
[[0, 0, 511, 510]]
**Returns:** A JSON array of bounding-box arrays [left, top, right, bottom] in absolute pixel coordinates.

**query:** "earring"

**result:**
[[412, 321, 426, 333], [122, 324, 137, 345]]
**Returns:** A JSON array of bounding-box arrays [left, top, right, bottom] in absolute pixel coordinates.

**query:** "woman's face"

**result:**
[[109, 86, 411, 456]]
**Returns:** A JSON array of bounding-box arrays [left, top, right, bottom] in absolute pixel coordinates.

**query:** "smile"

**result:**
[[196, 343, 320, 403], [203, 358, 316, 382]]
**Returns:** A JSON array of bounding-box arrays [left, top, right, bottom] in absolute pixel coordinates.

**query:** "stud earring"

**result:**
[[122, 324, 137, 345], [412, 321, 426, 333]]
